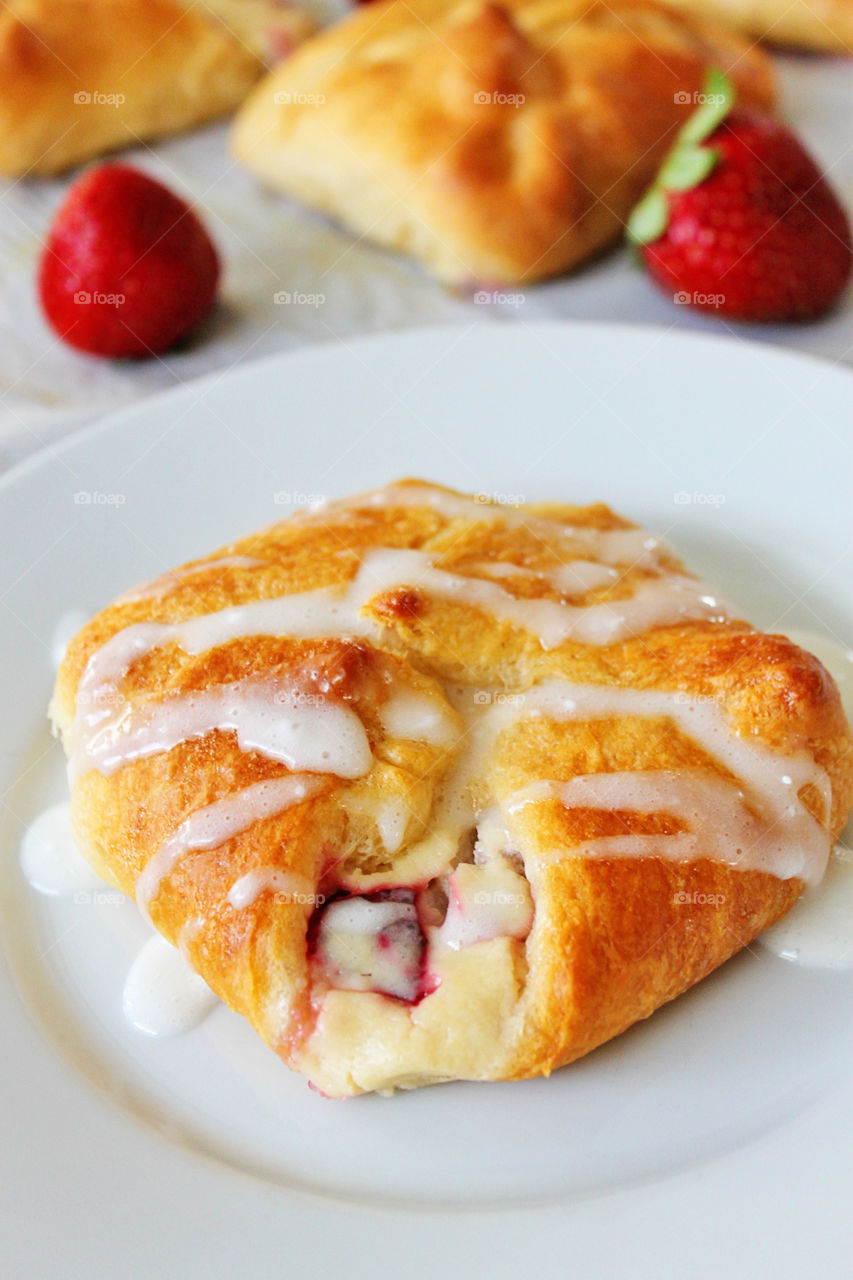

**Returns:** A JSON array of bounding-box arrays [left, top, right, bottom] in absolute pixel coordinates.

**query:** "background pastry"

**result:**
[[656, 0, 853, 52], [52, 481, 853, 1096], [231, 0, 776, 284], [0, 0, 313, 178]]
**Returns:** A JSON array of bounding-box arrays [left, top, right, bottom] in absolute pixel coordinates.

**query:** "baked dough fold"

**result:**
[[52, 481, 853, 1095], [0, 0, 313, 177], [231, 0, 775, 283]]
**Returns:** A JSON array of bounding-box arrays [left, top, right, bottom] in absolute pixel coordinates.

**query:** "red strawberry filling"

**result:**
[[312, 888, 435, 1003], [310, 851, 534, 1004]]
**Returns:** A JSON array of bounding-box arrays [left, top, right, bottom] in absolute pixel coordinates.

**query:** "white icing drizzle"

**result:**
[[122, 935, 218, 1037], [472, 559, 620, 596], [760, 845, 853, 969], [20, 801, 103, 896], [354, 547, 730, 649], [426, 680, 831, 886], [378, 688, 457, 745], [227, 868, 318, 910], [356, 482, 667, 569], [374, 798, 411, 852], [136, 774, 326, 917], [75, 679, 371, 780], [469, 560, 539, 581], [73, 505, 722, 749], [116, 555, 267, 604], [506, 682, 831, 884], [72, 586, 376, 756], [508, 770, 807, 879], [549, 561, 622, 594]]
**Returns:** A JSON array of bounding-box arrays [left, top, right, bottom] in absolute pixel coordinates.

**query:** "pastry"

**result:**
[[0, 0, 313, 178], [656, 0, 853, 52], [51, 480, 853, 1096], [230, 0, 776, 285]]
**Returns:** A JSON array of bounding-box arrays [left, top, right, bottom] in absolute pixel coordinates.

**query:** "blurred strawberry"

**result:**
[[38, 164, 220, 357], [627, 72, 852, 322]]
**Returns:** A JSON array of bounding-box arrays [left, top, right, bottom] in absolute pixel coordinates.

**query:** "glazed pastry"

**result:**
[[656, 0, 853, 52], [0, 0, 313, 178], [51, 481, 853, 1096], [230, 0, 775, 285]]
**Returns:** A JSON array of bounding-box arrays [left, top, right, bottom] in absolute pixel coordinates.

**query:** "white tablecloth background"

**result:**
[[1, 51, 850, 475]]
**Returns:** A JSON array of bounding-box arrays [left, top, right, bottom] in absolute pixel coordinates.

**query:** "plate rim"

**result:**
[[2, 318, 852, 1275], [2, 318, 852, 500]]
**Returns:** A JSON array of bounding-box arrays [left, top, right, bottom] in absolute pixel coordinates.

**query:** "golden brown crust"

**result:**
[[0, 0, 313, 178], [53, 480, 853, 1095], [230, 0, 776, 284]]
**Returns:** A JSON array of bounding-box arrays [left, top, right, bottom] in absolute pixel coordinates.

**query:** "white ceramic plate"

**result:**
[[2, 322, 852, 1279]]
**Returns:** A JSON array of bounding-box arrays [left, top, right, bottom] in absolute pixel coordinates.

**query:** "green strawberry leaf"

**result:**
[[624, 68, 733, 249], [657, 145, 719, 192], [678, 69, 735, 146], [626, 188, 669, 247]]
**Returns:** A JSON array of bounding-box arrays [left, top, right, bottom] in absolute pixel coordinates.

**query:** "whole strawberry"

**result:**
[[627, 72, 852, 322], [38, 164, 220, 358]]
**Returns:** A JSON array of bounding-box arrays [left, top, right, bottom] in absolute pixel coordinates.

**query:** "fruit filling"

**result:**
[[312, 848, 535, 1004], [314, 888, 427, 1002], [437, 856, 534, 950]]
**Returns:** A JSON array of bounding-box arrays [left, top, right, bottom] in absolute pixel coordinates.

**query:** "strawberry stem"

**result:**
[[677, 69, 735, 147], [657, 145, 718, 192], [626, 189, 668, 247], [626, 69, 734, 248]]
